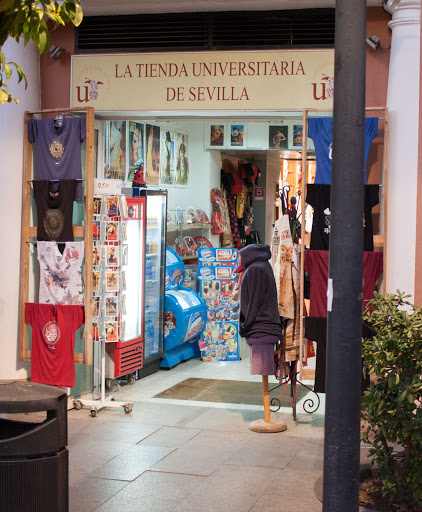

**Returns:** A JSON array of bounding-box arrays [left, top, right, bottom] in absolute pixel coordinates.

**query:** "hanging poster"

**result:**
[[230, 124, 245, 147], [108, 121, 126, 180], [269, 125, 288, 150], [207, 124, 225, 148], [160, 129, 176, 186], [175, 132, 189, 187], [293, 124, 303, 147], [145, 124, 160, 185], [128, 121, 144, 183]]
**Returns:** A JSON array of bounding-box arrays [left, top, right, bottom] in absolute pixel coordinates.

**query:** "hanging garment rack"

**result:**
[[19, 106, 95, 366], [298, 106, 388, 382]]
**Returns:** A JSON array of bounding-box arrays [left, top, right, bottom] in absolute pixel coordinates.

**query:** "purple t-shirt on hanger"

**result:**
[[28, 117, 86, 200], [308, 117, 378, 185]]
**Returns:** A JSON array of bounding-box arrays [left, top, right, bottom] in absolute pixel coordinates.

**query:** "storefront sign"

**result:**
[[71, 50, 334, 111]]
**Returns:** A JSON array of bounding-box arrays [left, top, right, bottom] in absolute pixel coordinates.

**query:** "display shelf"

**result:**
[[167, 223, 211, 232], [181, 255, 198, 261]]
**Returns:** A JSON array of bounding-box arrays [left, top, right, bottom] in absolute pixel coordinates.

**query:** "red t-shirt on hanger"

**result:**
[[25, 303, 85, 387], [304, 250, 383, 318]]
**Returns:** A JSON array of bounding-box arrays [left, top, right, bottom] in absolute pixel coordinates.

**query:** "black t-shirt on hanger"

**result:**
[[33, 180, 76, 242], [306, 184, 379, 251]]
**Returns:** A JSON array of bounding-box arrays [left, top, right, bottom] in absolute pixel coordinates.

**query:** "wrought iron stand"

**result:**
[[269, 361, 320, 421]]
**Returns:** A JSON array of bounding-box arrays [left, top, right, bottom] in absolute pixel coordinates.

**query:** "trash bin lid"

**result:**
[[0, 381, 67, 413]]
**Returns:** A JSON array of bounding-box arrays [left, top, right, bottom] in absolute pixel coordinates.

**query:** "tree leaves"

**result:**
[[362, 291, 422, 510], [0, 0, 82, 105]]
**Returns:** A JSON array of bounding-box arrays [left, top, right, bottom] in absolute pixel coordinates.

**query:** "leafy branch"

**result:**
[[0, 0, 83, 104]]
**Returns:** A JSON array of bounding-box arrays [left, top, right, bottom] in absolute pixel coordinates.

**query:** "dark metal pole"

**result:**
[[323, 1, 367, 511]]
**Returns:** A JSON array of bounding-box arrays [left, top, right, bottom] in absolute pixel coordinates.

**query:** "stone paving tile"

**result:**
[[68, 435, 134, 476], [265, 465, 322, 497], [224, 434, 309, 469], [150, 429, 252, 476], [249, 493, 322, 512], [67, 401, 207, 427], [137, 426, 202, 448], [71, 419, 161, 443], [173, 465, 281, 512], [284, 438, 324, 471], [69, 477, 128, 512], [182, 405, 287, 432], [95, 471, 206, 512], [89, 445, 175, 481]]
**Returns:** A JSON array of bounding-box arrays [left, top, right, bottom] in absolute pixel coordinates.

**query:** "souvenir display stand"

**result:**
[[19, 107, 95, 368], [75, 190, 134, 416], [265, 107, 388, 421], [296, 106, 388, 386], [74, 340, 133, 417]]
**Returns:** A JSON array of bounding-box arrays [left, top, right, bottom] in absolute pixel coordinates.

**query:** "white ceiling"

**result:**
[[80, 0, 383, 17]]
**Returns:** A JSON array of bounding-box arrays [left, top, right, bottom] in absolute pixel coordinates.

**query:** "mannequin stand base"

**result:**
[[249, 418, 287, 433]]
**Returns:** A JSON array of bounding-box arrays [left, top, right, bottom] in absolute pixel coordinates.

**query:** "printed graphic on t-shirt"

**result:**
[[37, 241, 84, 305], [43, 209, 65, 239], [42, 321, 61, 349], [49, 140, 65, 159], [323, 208, 331, 234]]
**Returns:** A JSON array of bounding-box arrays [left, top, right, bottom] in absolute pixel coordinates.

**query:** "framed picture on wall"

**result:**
[[159, 129, 176, 186], [230, 124, 246, 147], [205, 124, 226, 149], [175, 132, 189, 188], [268, 125, 288, 150], [145, 124, 160, 185]]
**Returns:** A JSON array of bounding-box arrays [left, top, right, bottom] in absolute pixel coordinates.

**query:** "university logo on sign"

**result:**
[[312, 74, 335, 101], [74, 65, 111, 105]]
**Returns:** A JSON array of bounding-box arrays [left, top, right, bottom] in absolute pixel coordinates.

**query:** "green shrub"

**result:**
[[362, 291, 422, 512]]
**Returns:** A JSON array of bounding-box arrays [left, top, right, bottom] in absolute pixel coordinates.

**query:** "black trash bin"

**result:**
[[0, 380, 68, 512]]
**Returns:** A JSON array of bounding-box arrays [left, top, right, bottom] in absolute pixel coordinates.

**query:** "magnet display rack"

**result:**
[[19, 107, 95, 367], [270, 107, 388, 420]]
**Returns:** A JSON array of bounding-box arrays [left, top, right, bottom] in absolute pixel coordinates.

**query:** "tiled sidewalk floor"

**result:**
[[66, 402, 327, 512]]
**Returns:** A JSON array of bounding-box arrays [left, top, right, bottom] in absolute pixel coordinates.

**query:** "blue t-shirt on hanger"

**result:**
[[308, 117, 378, 184]]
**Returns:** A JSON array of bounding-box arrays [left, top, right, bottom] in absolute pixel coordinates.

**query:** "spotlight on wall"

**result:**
[[49, 45, 66, 60], [383, 0, 400, 14], [366, 35, 380, 51]]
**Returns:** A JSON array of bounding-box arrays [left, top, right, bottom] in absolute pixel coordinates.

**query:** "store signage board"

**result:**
[[71, 50, 334, 111], [94, 179, 123, 195]]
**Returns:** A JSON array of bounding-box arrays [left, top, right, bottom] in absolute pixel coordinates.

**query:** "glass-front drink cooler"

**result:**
[[124, 189, 167, 377]]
